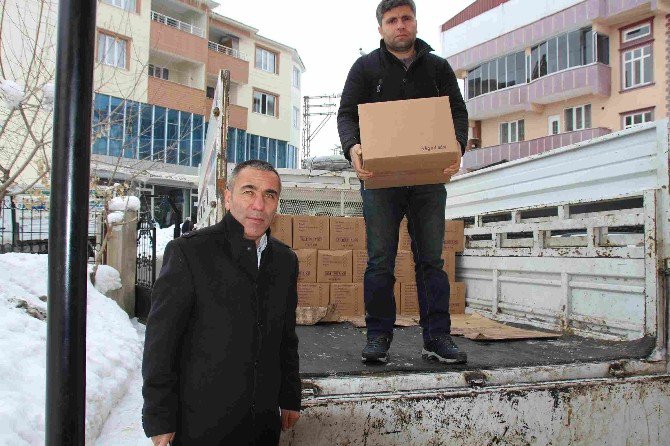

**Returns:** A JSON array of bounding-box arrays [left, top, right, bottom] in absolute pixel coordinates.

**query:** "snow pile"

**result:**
[[107, 211, 125, 225], [155, 225, 175, 262], [0, 254, 142, 445], [108, 196, 141, 213], [0, 79, 25, 109], [94, 265, 122, 295]]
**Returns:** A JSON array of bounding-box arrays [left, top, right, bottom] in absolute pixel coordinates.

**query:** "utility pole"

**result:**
[[301, 94, 341, 162], [46, 0, 97, 444]]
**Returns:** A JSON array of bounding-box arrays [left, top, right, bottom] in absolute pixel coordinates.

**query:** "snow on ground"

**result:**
[[0, 253, 142, 446], [94, 320, 150, 446]]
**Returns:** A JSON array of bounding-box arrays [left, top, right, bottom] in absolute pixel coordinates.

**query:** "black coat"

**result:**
[[142, 212, 301, 445], [337, 38, 469, 161]]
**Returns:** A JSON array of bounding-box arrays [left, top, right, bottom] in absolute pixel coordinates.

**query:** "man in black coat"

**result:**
[[142, 160, 301, 446], [337, 0, 469, 365]]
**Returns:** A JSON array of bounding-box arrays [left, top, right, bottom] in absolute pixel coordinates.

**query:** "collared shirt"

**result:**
[[257, 233, 267, 268]]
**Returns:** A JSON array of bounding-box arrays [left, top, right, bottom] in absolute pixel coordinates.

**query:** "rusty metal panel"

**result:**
[[283, 375, 670, 445]]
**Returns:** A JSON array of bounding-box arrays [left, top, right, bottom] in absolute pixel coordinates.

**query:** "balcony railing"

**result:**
[[151, 11, 204, 38], [207, 41, 249, 62], [459, 127, 612, 174]]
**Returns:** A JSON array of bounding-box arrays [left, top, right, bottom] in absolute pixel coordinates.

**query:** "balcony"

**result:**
[[148, 76, 206, 116], [459, 127, 612, 174], [207, 42, 249, 85], [467, 64, 611, 121], [150, 11, 207, 63]]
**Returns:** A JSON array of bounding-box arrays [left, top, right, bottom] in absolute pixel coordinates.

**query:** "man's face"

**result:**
[[378, 5, 417, 53], [224, 167, 281, 243]]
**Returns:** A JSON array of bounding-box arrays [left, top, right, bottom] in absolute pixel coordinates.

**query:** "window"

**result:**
[[500, 119, 525, 144], [97, 32, 127, 69], [292, 106, 300, 129], [252, 91, 277, 117], [292, 67, 301, 88], [622, 23, 651, 43], [206, 86, 215, 99], [548, 115, 560, 135], [622, 110, 653, 129], [255, 47, 277, 73], [623, 45, 652, 89], [564, 104, 591, 132], [148, 64, 169, 80], [102, 0, 136, 12]]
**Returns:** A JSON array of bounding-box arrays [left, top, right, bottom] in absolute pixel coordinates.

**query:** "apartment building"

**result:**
[[441, 0, 670, 173], [91, 0, 305, 226]]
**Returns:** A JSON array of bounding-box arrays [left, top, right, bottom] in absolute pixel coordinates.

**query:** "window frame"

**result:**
[[621, 43, 653, 90], [292, 66, 301, 88], [564, 104, 592, 132], [96, 30, 130, 70], [292, 106, 300, 129], [620, 107, 654, 129], [101, 0, 139, 13], [255, 46, 278, 74], [252, 89, 279, 117], [148, 64, 169, 80], [621, 22, 652, 44], [499, 119, 525, 144]]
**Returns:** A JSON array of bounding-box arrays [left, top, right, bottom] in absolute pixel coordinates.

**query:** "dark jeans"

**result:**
[[361, 184, 451, 343]]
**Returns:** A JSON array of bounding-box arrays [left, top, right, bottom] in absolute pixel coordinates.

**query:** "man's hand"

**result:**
[[151, 432, 175, 446], [350, 144, 373, 180], [281, 408, 300, 431], [443, 159, 461, 177]]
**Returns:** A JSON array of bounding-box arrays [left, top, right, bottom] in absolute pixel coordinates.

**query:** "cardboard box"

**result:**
[[450, 282, 466, 314], [270, 214, 292, 247], [297, 282, 330, 307], [443, 250, 456, 281], [294, 249, 317, 283], [317, 250, 353, 283], [398, 218, 412, 252], [352, 250, 367, 282], [330, 283, 364, 317], [330, 217, 366, 250], [395, 250, 415, 283], [400, 281, 465, 315], [394, 282, 401, 314], [293, 216, 330, 250], [444, 219, 465, 253], [358, 96, 461, 189], [400, 283, 419, 316]]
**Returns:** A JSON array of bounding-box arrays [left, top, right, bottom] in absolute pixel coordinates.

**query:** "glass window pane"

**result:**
[[481, 62, 489, 94], [539, 42, 547, 77], [565, 108, 574, 132], [153, 106, 166, 161], [117, 40, 126, 69], [268, 139, 277, 166], [576, 107, 583, 130], [474, 66, 481, 96], [500, 123, 508, 144], [249, 134, 259, 159], [179, 112, 191, 166], [568, 30, 581, 68], [644, 112, 652, 122], [596, 34, 609, 64], [643, 52, 652, 83], [516, 52, 525, 85], [277, 141, 287, 168], [518, 120, 525, 141], [558, 34, 568, 71], [584, 104, 591, 128], [467, 71, 475, 99], [267, 95, 275, 116], [259, 136, 268, 161], [510, 121, 517, 143], [497, 58, 506, 89], [548, 38, 558, 74], [489, 59, 497, 92], [138, 104, 152, 160], [108, 97, 124, 157], [192, 115, 203, 167], [507, 54, 516, 87], [255, 48, 263, 69], [166, 109, 179, 164], [124, 101, 138, 159], [583, 29, 593, 64], [531, 46, 539, 80]]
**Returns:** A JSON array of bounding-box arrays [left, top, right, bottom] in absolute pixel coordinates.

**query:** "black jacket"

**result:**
[[142, 212, 300, 445], [337, 38, 468, 161]]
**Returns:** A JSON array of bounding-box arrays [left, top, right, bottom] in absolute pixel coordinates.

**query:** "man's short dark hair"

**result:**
[[228, 159, 281, 192], [376, 0, 416, 25]]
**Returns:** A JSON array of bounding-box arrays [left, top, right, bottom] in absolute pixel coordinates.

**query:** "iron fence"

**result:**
[[0, 196, 104, 260]]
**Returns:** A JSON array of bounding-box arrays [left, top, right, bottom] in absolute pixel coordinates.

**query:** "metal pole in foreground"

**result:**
[[46, 0, 97, 444]]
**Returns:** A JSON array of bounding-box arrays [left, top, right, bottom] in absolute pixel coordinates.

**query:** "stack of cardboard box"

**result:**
[[270, 213, 466, 323]]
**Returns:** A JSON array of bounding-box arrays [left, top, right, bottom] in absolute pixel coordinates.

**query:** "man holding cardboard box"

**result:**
[[142, 160, 300, 445], [337, 0, 468, 364]]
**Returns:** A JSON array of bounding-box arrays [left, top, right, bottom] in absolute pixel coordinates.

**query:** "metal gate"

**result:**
[[135, 216, 156, 320]]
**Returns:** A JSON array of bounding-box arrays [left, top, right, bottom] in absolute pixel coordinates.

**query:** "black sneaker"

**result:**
[[362, 335, 392, 363], [422, 334, 467, 364]]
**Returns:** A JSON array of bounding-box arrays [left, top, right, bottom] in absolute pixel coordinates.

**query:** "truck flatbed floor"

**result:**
[[296, 323, 656, 377]]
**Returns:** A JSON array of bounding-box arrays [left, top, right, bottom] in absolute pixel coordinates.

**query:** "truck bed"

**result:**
[[297, 322, 655, 377]]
